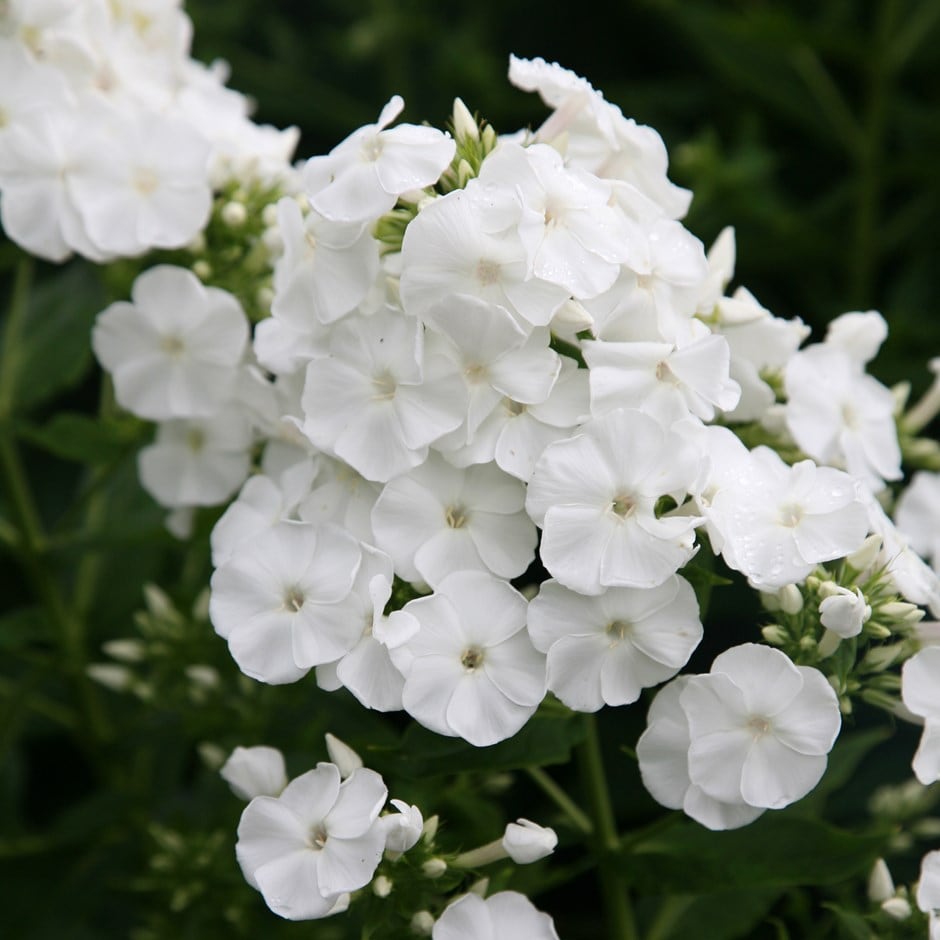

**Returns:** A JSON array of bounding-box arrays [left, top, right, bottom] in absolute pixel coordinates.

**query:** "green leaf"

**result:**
[[18, 413, 146, 465], [389, 710, 586, 778], [802, 726, 893, 807], [645, 887, 781, 940], [4, 262, 106, 413], [623, 814, 888, 895], [0, 606, 53, 650]]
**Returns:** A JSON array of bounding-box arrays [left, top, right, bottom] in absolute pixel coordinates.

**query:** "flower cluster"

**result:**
[[81, 40, 940, 930]]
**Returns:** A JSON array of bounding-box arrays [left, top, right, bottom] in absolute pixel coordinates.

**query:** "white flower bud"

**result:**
[[411, 911, 435, 935], [325, 733, 363, 778], [185, 664, 219, 689], [777, 584, 804, 615], [819, 586, 870, 638], [422, 858, 447, 878], [220, 745, 288, 800], [452, 97, 479, 142], [867, 858, 895, 902], [192, 259, 212, 280], [881, 897, 912, 920], [86, 663, 134, 692], [501, 819, 558, 864], [382, 799, 424, 854], [880, 601, 924, 624], [847, 534, 882, 572], [373, 875, 393, 898], [469, 877, 489, 897], [261, 203, 278, 226], [102, 639, 146, 662], [221, 201, 247, 227], [422, 814, 440, 843]]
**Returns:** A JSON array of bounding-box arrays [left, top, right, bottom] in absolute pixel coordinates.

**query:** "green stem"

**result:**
[[526, 766, 593, 835], [577, 714, 638, 940]]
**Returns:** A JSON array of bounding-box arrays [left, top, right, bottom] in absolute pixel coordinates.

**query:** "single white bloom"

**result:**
[[209, 521, 362, 684], [637, 677, 765, 831], [236, 763, 387, 920], [681, 644, 842, 810], [896, 472, 940, 574], [433, 891, 559, 940], [527, 576, 702, 711], [902, 647, 940, 785], [221, 746, 288, 801], [381, 798, 424, 854], [501, 819, 558, 863], [526, 408, 703, 594], [392, 572, 546, 747], [304, 95, 455, 223], [818, 585, 871, 638], [917, 850, 940, 939], [93, 265, 249, 421]]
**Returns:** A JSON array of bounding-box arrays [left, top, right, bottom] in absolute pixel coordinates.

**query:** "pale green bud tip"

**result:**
[[325, 733, 363, 778], [881, 897, 912, 920], [373, 875, 393, 898], [879, 601, 924, 623], [411, 911, 435, 935], [469, 877, 490, 897], [761, 624, 787, 645], [192, 259, 212, 280], [102, 638, 146, 662], [422, 814, 440, 843], [867, 858, 895, 902], [143, 583, 176, 619], [778, 583, 804, 614], [422, 858, 447, 878], [452, 98, 479, 142], [221, 201, 247, 227], [87, 663, 134, 692]]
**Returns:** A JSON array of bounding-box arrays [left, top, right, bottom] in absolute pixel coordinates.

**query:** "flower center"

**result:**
[[606, 619, 631, 644], [841, 402, 859, 429], [610, 493, 636, 518], [372, 371, 397, 401], [309, 825, 328, 849], [655, 360, 679, 385], [476, 259, 500, 286], [133, 168, 159, 195], [284, 585, 305, 612], [747, 715, 771, 738], [185, 428, 205, 453], [445, 504, 469, 529], [460, 646, 484, 671], [778, 503, 804, 528], [504, 398, 527, 417], [161, 334, 186, 357]]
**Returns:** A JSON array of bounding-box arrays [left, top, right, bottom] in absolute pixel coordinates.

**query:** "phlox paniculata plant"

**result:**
[[7, 9, 940, 933]]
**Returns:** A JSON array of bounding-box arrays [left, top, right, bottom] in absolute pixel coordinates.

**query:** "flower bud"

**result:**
[[778, 584, 804, 615], [819, 586, 870, 638], [102, 638, 147, 662], [382, 799, 423, 854], [452, 97, 479, 142], [867, 858, 895, 902], [422, 814, 440, 844], [87, 663, 134, 692], [502, 819, 558, 864], [879, 601, 924, 624], [192, 259, 212, 280], [761, 624, 787, 646], [411, 911, 435, 935], [846, 535, 882, 573], [373, 875, 393, 898], [325, 733, 363, 778], [422, 858, 447, 878], [881, 897, 912, 920], [221, 201, 247, 227], [469, 877, 489, 897]]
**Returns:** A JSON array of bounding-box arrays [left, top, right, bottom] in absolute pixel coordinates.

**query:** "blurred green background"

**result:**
[[2, 1, 940, 938]]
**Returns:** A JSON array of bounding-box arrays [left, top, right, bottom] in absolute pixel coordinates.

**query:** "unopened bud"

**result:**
[[102, 639, 147, 662], [422, 814, 439, 843], [261, 203, 278, 226], [86, 663, 134, 692], [759, 591, 781, 613], [411, 911, 435, 935], [761, 624, 787, 645], [192, 259, 212, 280], [867, 858, 894, 902], [422, 858, 447, 878], [778, 584, 804, 614], [325, 733, 363, 779], [481, 123, 497, 153], [879, 601, 924, 624], [881, 897, 912, 920], [469, 877, 490, 897], [846, 535, 882, 573], [452, 98, 479, 142], [373, 875, 393, 898], [221, 201, 247, 227], [865, 622, 893, 640]]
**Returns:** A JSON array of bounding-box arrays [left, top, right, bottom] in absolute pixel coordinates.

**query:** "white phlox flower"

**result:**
[[507, 55, 690, 219], [271, 196, 379, 327], [501, 819, 558, 863], [300, 308, 467, 482], [391, 572, 546, 747], [93, 265, 249, 421], [706, 446, 868, 589], [381, 798, 424, 854], [399, 181, 570, 329], [477, 141, 639, 299], [527, 576, 702, 711], [583, 324, 741, 424], [221, 745, 288, 801], [209, 521, 362, 684], [303, 95, 456, 223], [236, 762, 387, 920], [137, 406, 254, 509], [681, 644, 842, 811], [917, 850, 940, 940], [297, 454, 382, 546], [526, 407, 703, 594], [901, 647, 940, 785], [637, 677, 765, 831], [432, 890, 559, 940], [785, 312, 901, 492], [371, 453, 537, 589], [895, 472, 940, 574], [818, 584, 871, 639]]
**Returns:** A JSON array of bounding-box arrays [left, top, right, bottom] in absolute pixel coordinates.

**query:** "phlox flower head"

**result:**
[[236, 762, 387, 920], [391, 572, 546, 747], [432, 891, 559, 940]]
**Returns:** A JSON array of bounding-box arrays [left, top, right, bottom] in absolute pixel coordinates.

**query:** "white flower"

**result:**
[[93, 265, 249, 421], [917, 850, 940, 940], [896, 472, 940, 573], [221, 746, 288, 801], [527, 576, 702, 711], [526, 408, 703, 594], [391, 572, 546, 747], [304, 95, 455, 223], [236, 763, 387, 920], [501, 819, 557, 863], [381, 799, 424, 854], [681, 644, 842, 811], [209, 521, 362, 684], [432, 891, 559, 940], [901, 647, 940, 785], [637, 677, 765, 830], [706, 447, 868, 589]]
